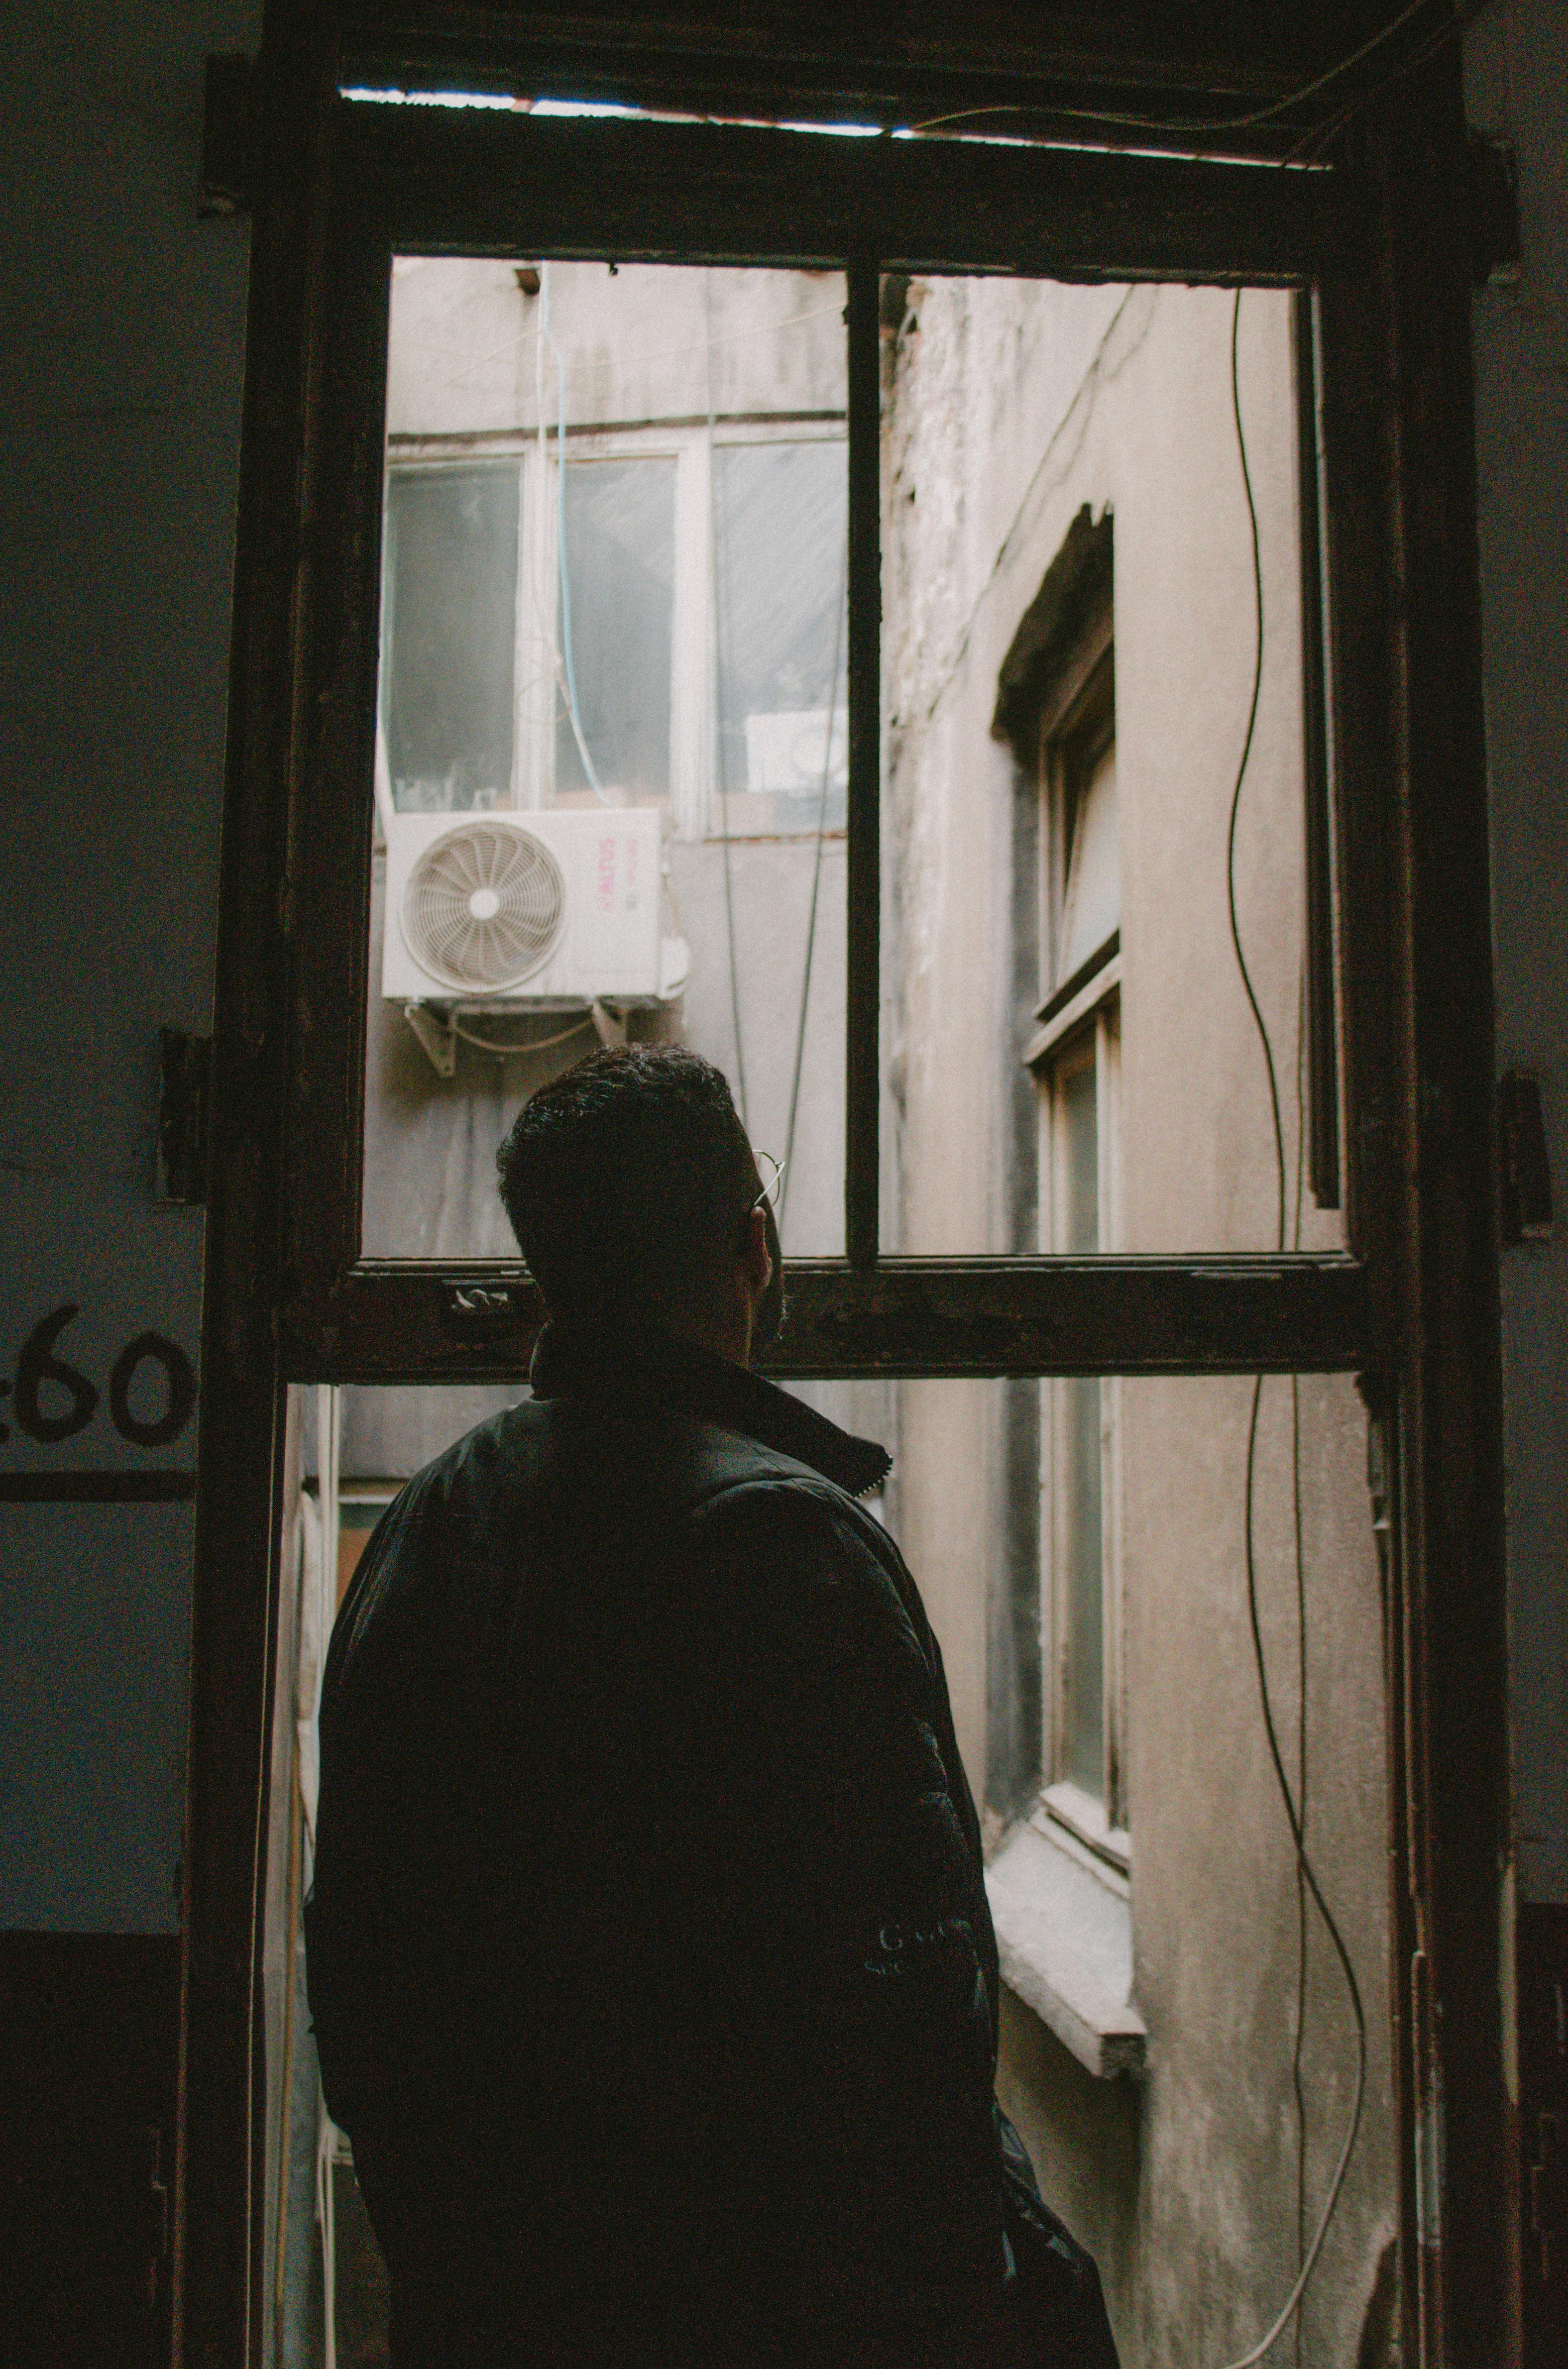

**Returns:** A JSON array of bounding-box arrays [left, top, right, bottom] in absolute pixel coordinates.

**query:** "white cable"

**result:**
[[540, 263, 614, 806], [316, 2085, 338, 2369], [447, 1011, 596, 1057], [906, 0, 1452, 140], [707, 271, 749, 1126]]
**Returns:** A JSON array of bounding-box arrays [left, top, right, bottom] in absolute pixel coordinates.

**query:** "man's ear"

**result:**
[[740, 1203, 772, 1296], [749, 1200, 786, 1354]]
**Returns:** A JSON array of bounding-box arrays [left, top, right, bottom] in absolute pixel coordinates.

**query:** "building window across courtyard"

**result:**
[[376, 262, 848, 840], [1028, 601, 1126, 1862]]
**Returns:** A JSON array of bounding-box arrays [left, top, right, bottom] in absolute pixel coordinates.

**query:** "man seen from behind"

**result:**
[[306, 1044, 1116, 2368]]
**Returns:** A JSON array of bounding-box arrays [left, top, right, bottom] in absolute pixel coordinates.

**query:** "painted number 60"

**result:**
[[7, 1307, 197, 1450]]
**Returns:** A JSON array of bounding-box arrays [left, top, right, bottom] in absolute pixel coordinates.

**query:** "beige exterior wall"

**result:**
[[881, 278, 1398, 2362], [386, 258, 847, 440]]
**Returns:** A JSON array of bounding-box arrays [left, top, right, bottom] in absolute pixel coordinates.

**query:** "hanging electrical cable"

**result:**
[[706, 272, 750, 1128], [1215, 287, 1367, 2369], [1224, 292, 1288, 1255], [1286, 0, 1493, 164], [539, 263, 614, 808], [1291, 957, 1310, 2369], [780, 530, 848, 1218], [447, 1012, 596, 1058], [905, 0, 1477, 145]]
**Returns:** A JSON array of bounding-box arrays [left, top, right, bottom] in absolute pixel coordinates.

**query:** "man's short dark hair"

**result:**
[[496, 1045, 758, 1325]]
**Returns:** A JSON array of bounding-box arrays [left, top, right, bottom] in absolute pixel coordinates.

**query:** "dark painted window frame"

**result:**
[[275, 98, 1381, 1387], [179, 25, 1509, 2369]]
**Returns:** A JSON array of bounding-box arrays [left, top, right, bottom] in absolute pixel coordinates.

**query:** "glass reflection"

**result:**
[[880, 275, 1340, 1259], [364, 261, 848, 1261]]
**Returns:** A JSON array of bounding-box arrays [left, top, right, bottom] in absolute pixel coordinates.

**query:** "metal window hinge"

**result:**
[[158, 1030, 211, 1205], [440, 1280, 534, 1338], [1498, 1069, 1553, 1244], [139, 2125, 170, 2309], [200, 54, 253, 217], [1531, 2110, 1568, 2282], [1468, 131, 1522, 289]]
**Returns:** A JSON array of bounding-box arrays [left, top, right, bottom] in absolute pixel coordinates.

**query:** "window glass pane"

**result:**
[[1059, 1056, 1099, 1256], [274, 1365, 1391, 2358], [1059, 1375, 1106, 1799], [1059, 739, 1117, 980], [365, 259, 847, 1261], [880, 275, 1338, 1256], [554, 457, 676, 803], [383, 465, 519, 812], [714, 440, 847, 832]]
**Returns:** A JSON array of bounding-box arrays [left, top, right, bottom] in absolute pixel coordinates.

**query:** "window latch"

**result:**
[[139, 2125, 170, 2309], [440, 1282, 529, 1334], [1498, 1070, 1553, 1244], [158, 1030, 211, 1206], [200, 55, 253, 218], [1468, 131, 1521, 290], [1532, 2110, 1568, 2282]]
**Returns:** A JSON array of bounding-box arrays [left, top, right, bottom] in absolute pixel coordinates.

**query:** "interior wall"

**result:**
[[1466, 0, 1568, 1916], [0, 5, 254, 2352], [0, 2, 256, 1928]]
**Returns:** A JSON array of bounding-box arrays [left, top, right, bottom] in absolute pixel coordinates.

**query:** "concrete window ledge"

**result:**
[[984, 1821, 1146, 2079]]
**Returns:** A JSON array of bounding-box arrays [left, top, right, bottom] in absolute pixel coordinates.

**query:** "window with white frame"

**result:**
[[378, 423, 846, 838]]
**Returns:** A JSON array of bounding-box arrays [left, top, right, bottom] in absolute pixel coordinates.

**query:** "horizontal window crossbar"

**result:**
[[338, 106, 1357, 284], [285, 1255, 1370, 1384], [1037, 930, 1119, 1030]]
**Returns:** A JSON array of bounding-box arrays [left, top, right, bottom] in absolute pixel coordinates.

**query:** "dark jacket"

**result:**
[[306, 1328, 1021, 2366]]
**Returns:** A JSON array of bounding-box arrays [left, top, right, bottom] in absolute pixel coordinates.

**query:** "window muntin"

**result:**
[[279, 116, 1362, 1380]]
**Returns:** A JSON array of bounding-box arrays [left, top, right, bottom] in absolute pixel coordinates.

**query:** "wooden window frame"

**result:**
[[181, 21, 1509, 2367], [272, 98, 1375, 1386]]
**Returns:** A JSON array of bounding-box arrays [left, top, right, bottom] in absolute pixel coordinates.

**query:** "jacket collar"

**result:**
[[528, 1319, 891, 1501]]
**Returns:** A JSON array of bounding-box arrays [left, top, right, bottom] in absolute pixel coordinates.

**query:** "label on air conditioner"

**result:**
[[571, 823, 657, 992]]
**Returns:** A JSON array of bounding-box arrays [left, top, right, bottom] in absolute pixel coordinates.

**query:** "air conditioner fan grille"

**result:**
[[402, 820, 567, 993]]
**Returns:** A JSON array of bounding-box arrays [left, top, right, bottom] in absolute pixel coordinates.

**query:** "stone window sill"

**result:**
[[984, 1818, 1146, 2079]]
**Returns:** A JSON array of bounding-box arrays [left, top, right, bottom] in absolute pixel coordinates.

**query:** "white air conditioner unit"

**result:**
[[382, 808, 686, 1008]]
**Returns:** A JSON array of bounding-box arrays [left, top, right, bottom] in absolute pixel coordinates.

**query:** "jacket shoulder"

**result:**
[[684, 1435, 895, 1564], [682, 1449, 933, 1656], [323, 1397, 549, 1685]]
